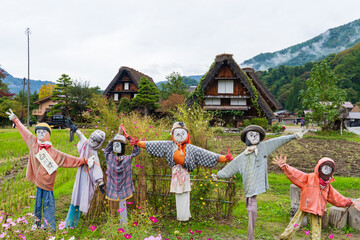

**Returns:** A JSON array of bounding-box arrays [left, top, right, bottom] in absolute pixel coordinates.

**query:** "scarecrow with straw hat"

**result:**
[[212, 125, 307, 240], [64, 118, 106, 228], [5, 109, 95, 231], [273, 155, 360, 239], [124, 121, 233, 223], [104, 124, 141, 224]]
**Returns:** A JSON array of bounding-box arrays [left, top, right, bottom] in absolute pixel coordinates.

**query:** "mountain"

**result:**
[[155, 75, 201, 88], [242, 18, 360, 70], [0, 68, 55, 94]]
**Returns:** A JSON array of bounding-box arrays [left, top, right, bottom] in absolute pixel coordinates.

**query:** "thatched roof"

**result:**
[[103, 66, 155, 95], [187, 53, 282, 120]]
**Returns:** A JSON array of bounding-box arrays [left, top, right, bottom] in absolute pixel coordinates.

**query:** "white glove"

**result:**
[[87, 155, 95, 168], [295, 129, 308, 139], [211, 173, 219, 181], [5, 109, 17, 121], [353, 198, 360, 211]]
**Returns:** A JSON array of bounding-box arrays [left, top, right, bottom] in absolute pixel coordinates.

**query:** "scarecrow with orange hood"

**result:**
[[273, 155, 360, 239], [124, 121, 233, 222]]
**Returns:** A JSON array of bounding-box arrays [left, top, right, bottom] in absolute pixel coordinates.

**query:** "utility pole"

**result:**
[[25, 28, 31, 129]]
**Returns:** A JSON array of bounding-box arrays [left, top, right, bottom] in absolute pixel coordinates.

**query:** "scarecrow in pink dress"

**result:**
[[5, 109, 95, 232], [64, 118, 106, 228]]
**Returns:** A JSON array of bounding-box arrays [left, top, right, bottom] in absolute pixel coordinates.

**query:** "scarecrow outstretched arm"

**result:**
[[260, 134, 296, 156], [217, 154, 242, 178], [280, 164, 308, 188], [12, 117, 36, 148], [75, 130, 86, 142], [327, 185, 353, 208]]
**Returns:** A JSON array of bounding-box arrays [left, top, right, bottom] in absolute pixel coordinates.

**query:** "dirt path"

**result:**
[[0, 157, 28, 190]]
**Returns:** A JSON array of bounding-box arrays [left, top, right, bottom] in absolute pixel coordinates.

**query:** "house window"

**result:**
[[230, 99, 246, 106], [205, 98, 221, 106], [218, 80, 234, 94], [124, 82, 129, 90], [114, 93, 119, 101], [133, 93, 137, 98]]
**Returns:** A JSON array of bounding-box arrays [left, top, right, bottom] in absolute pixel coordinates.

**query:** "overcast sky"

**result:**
[[1, 0, 360, 90]]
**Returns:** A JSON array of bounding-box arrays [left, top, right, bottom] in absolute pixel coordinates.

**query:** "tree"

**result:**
[[158, 93, 186, 113], [38, 83, 56, 99], [50, 74, 73, 116], [131, 77, 160, 115], [66, 80, 101, 122], [160, 72, 188, 100], [117, 97, 132, 114], [300, 61, 346, 130]]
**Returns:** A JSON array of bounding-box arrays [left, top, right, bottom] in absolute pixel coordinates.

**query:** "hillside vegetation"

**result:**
[[257, 42, 360, 111]]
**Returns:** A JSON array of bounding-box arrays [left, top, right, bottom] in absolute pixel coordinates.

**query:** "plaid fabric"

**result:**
[[104, 142, 140, 201], [217, 135, 296, 197], [145, 141, 220, 172]]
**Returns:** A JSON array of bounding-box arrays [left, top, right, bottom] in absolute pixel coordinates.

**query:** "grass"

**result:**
[[1, 128, 360, 239]]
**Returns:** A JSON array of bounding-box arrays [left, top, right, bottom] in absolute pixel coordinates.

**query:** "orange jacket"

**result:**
[[281, 157, 353, 216]]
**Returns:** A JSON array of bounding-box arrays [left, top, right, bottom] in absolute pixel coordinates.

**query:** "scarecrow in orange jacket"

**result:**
[[273, 155, 360, 239], [125, 122, 233, 222], [5, 109, 95, 231]]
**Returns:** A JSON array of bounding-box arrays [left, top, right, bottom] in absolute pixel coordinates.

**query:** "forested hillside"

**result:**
[[243, 18, 360, 71], [258, 42, 360, 111]]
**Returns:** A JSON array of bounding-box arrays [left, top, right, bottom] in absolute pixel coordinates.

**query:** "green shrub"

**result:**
[[271, 123, 283, 133], [212, 127, 224, 134], [117, 97, 132, 113], [251, 117, 268, 129], [243, 119, 251, 127]]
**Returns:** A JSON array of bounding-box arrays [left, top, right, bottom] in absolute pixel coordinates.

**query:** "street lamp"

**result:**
[[25, 28, 31, 129]]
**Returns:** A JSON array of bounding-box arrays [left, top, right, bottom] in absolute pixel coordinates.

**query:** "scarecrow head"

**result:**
[[170, 122, 189, 144], [317, 158, 335, 181], [88, 130, 106, 150], [241, 125, 266, 146], [35, 123, 51, 141], [112, 131, 127, 155]]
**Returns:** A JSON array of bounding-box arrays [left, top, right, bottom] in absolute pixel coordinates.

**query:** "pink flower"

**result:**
[[188, 229, 194, 235], [149, 126, 152, 128], [82, 126, 85, 129], [44, 218, 48, 225], [294, 224, 298, 228], [329, 235, 334, 239], [127, 202, 133, 205], [348, 234, 353, 237], [137, 206, 142, 209], [95, 126, 98, 128], [176, 237, 182, 240], [132, 222, 138, 227], [74, 144, 77, 147], [117, 208, 125, 213], [136, 164, 140, 168], [140, 166, 143, 169], [195, 230, 202, 234], [88, 109, 91, 112], [29, 196, 36, 199], [58, 221, 66, 230], [105, 127, 108, 130], [90, 225, 96, 231], [304, 230, 310, 235], [122, 114, 125, 116], [135, 126, 137, 128], [118, 228, 125, 233], [124, 234, 132, 239], [0, 232, 6, 238], [149, 216, 158, 223]]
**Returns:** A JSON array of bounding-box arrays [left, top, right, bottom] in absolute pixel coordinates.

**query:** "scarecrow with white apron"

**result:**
[[64, 118, 106, 228], [104, 125, 141, 224], [5, 109, 95, 232], [212, 125, 306, 240], [126, 122, 233, 222]]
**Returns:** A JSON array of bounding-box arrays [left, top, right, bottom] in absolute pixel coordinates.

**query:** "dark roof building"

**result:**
[[103, 66, 156, 102], [187, 54, 282, 126]]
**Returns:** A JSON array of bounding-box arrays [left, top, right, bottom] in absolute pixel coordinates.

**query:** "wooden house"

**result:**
[[103, 66, 156, 102], [187, 54, 282, 127], [32, 95, 59, 121]]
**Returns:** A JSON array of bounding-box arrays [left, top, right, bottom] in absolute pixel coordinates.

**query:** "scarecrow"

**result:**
[[64, 118, 106, 228], [5, 109, 95, 231], [212, 125, 306, 240], [273, 155, 360, 239], [125, 122, 233, 222], [104, 125, 141, 224]]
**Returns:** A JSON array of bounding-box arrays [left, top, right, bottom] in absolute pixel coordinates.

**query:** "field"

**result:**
[[0, 127, 360, 239]]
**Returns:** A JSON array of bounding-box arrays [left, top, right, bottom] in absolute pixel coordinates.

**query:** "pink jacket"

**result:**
[[14, 118, 86, 191], [281, 157, 353, 216]]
